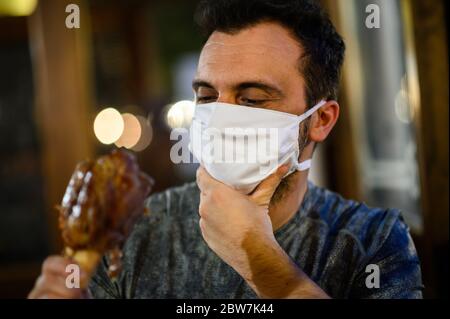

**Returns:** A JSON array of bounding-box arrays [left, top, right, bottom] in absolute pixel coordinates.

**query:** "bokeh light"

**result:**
[[131, 116, 153, 152], [0, 0, 37, 16], [93, 108, 124, 145], [115, 113, 142, 149], [165, 100, 195, 129]]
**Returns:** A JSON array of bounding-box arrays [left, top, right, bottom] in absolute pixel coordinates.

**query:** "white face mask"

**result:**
[[189, 100, 326, 194]]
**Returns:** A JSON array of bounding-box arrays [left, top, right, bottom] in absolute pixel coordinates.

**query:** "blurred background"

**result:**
[[0, 0, 447, 298]]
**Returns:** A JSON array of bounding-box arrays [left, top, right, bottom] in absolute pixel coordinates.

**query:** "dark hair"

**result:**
[[194, 0, 346, 107]]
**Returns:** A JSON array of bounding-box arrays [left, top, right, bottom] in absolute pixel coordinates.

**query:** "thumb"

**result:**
[[249, 164, 290, 207]]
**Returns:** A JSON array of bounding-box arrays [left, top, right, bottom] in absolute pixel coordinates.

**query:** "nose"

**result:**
[[216, 92, 236, 105]]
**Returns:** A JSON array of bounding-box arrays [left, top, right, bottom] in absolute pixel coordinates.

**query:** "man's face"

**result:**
[[193, 21, 312, 202], [194, 21, 308, 116]]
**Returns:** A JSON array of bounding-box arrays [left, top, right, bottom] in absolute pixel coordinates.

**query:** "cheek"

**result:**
[[296, 120, 311, 151]]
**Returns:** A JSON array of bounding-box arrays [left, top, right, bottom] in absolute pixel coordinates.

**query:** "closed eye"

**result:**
[[196, 96, 217, 104], [239, 97, 267, 106]]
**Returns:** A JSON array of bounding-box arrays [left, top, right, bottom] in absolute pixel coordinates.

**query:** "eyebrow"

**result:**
[[192, 80, 214, 91], [192, 79, 284, 97]]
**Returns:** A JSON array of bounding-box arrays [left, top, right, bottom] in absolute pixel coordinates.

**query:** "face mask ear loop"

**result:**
[[295, 159, 312, 171], [297, 100, 327, 123], [293, 100, 327, 172]]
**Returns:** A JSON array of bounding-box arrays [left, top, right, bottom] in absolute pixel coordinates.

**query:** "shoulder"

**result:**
[[304, 182, 409, 256], [304, 183, 422, 298]]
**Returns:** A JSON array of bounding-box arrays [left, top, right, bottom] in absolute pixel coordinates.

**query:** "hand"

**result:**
[[196, 165, 288, 281], [196, 166, 330, 298], [28, 256, 90, 299]]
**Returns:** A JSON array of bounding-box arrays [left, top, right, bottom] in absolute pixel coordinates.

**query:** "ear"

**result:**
[[308, 100, 340, 143]]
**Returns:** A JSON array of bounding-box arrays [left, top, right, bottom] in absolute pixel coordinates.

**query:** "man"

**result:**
[[29, 0, 423, 299]]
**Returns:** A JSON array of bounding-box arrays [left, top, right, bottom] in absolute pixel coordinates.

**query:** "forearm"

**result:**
[[240, 234, 330, 299]]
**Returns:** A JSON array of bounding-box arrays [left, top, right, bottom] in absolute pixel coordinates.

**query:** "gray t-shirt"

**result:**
[[89, 181, 423, 299]]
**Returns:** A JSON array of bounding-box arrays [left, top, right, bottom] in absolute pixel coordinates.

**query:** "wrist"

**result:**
[[239, 235, 329, 299], [237, 232, 283, 283]]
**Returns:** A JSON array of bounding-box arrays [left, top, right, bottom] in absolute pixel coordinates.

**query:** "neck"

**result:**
[[269, 170, 309, 232]]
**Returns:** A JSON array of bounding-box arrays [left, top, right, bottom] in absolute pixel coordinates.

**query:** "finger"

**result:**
[[250, 164, 289, 206], [29, 273, 83, 299], [38, 293, 61, 299], [44, 273, 83, 297], [196, 166, 222, 192], [42, 256, 74, 276], [43, 256, 89, 282], [38, 291, 82, 299], [198, 218, 219, 244], [196, 167, 205, 192], [42, 256, 89, 288]]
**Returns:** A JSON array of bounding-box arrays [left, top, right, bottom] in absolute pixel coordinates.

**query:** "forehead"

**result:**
[[197, 22, 303, 87]]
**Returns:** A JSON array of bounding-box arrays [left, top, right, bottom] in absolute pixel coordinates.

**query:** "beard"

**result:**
[[270, 118, 311, 205]]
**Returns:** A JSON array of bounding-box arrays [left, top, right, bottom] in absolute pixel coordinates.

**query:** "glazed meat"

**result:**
[[57, 149, 153, 280]]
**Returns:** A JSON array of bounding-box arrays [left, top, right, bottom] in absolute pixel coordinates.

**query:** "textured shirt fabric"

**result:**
[[89, 181, 423, 299]]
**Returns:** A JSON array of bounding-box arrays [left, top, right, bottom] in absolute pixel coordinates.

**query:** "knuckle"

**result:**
[[41, 258, 54, 273], [198, 203, 207, 218], [196, 167, 203, 181], [42, 255, 65, 273], [34, 274, 46, 289], [42, 257, 53, 272], [210, 189, 222, 202]]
